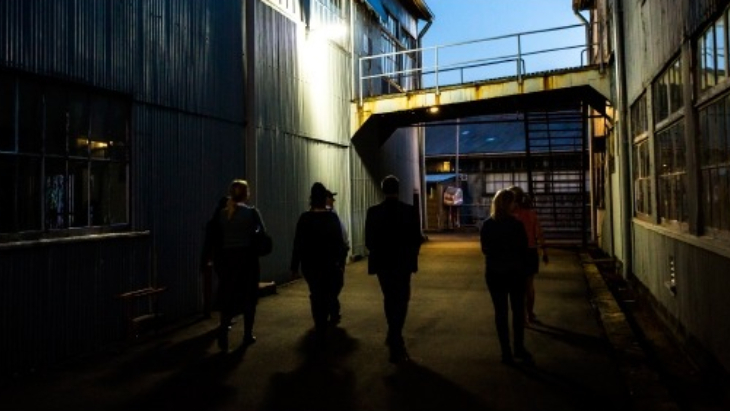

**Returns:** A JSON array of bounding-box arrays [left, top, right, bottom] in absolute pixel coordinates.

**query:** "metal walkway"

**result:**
[[352, 23, 610, 142], [352, 24, 611, 244]]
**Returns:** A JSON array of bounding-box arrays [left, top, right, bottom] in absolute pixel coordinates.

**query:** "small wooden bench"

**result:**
[[117, 286, 167, 341]]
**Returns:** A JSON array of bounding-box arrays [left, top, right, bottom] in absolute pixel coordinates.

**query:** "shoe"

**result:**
[[243, 334, 257, 346], [514, 348, 534, 364]]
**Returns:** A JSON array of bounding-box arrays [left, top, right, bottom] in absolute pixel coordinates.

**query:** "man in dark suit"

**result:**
[[365, 175, 423, 363]]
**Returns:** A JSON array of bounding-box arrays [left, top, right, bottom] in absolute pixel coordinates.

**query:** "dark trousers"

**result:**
[[486, 271, 526, 356], [377, 271, 412, 348], [217, 247, 259, 336], [304, 268, 342, 332]]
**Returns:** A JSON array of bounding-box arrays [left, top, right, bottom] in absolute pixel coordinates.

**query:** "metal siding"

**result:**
[[1, 0, 243, 122], [633, 224, 730, 371], [132, 104, 245, 318], [623, 0, 729, 103], [1, 0, 246, 375], [0, 236, 150, 380], [252, 0, 355, 283]]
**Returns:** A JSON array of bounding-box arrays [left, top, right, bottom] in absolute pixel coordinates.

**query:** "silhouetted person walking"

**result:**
[[291, 182, 347, 344], [480, 189, 532, 365], [365, 175, 423, 363], [206, 179, 265, 352]]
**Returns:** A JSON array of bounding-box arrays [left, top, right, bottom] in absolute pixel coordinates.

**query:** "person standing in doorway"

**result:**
[[508, 186, 547, 325], [326, 189, 349, 325], [291, 183, 347, 345], [365, 175, 423, 364], [480, 189, 532, 365], [210, 180, 264, 352]]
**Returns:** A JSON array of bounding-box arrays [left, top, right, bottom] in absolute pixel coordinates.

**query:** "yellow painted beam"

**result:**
[[352, 65, 610, 134]]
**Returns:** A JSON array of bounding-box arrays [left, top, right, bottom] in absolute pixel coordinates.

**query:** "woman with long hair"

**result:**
[[213, 179, 265, 352], [508, 186, 547, 325], [480, 189, 532, 364]]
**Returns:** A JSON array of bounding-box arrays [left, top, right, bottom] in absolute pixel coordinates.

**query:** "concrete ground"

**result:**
[[0, 232, 657, 410]]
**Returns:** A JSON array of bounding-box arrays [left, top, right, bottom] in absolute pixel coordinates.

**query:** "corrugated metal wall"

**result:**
[[623, 0, 728, 103], [0, 235, 150, 379], [251, 0, 423, 280], [252, 1, 353, 283], [1, 0, 245, 375], [634, 224, 730, 370], [617, 0, 730, 372], [132, 105, 245, 318]]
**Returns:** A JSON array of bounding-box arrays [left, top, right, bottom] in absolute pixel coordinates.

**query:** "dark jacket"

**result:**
[[480, 216, 528, 275], [365, 197, 423, 274], [290, 211, 346, 275]]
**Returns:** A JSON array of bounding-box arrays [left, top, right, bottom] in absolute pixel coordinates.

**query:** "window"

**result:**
[[656, 122, 687, 225], [633, 139, 652, 216], [653, 57, 683, 123], [382, 14, 400, 88], [631, 94, 651, 216], [698, 96, 730, 233], [699, 12, 728, 91], [267, 0, 298, 16], [399, 31, 417, 91], [312, 0, 342, 27], [0, 73, 129, 236]]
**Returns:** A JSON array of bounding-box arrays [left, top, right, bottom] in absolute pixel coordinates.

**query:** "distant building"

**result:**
[[425, 111, 589, 241]]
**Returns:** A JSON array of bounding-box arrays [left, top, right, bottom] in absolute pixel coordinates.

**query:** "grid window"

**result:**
[[656, 122, 687, 224], [698, 96, 730, 233], [653, 57, 683, 123], [633, 139, 652, 216], [699, 13, 729, 91], [0, 73, 129, 236]]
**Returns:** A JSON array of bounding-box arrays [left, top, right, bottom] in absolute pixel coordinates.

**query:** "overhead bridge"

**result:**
[[351, 23, 612, 145], [351, 23, 613, 244]]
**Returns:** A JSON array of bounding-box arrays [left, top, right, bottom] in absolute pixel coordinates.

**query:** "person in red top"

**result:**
[[508, 186, 548, 325]]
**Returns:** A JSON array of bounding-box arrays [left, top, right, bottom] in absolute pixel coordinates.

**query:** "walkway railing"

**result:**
[[359, 23, 603, 105]]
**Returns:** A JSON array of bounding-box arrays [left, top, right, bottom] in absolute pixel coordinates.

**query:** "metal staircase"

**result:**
[[525, 108, 589, 244]]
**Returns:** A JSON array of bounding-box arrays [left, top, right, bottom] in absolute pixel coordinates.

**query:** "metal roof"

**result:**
[[425, 113, 584, 157], [425, 114, 526, 156]]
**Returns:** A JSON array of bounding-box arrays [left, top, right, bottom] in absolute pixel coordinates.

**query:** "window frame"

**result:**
[[0, 71, 131, 243]]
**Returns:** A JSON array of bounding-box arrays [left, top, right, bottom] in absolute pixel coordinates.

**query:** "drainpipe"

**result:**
[[612, 0, 632, 278], [350, 0, 356, 99], [417, 19, 432, 90], [573, 8, 591, 64], [417, 18, 433, 229]]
